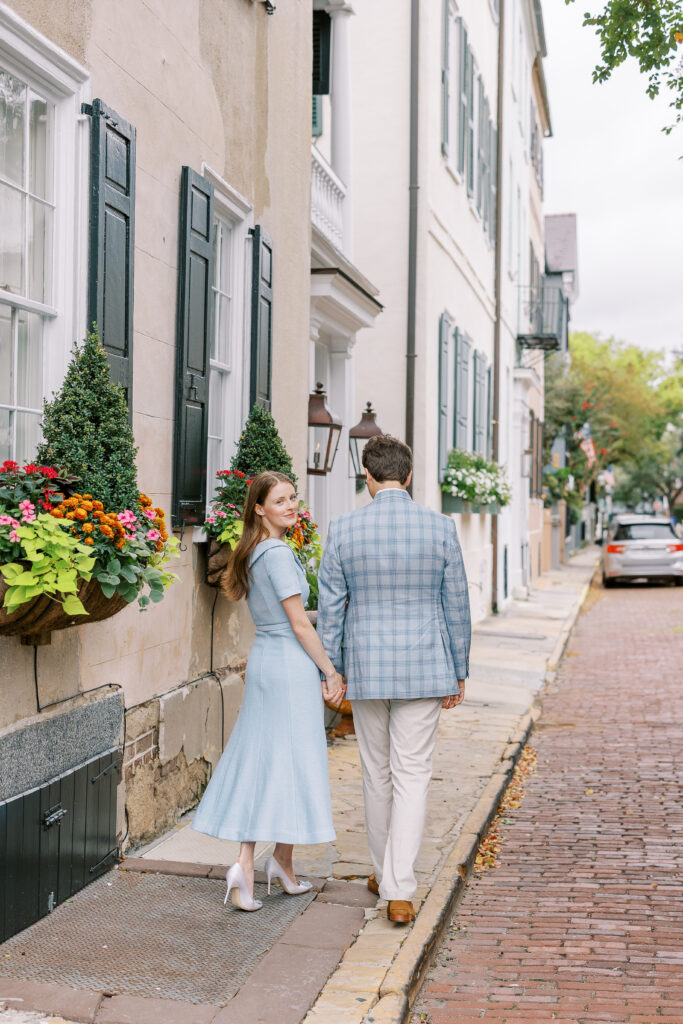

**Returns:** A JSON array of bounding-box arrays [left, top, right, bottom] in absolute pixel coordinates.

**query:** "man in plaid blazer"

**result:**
[[318, 435, 471, 923]]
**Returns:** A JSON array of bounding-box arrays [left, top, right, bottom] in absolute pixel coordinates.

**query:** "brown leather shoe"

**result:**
[[387, 900, 415, 923], [367, 874, 379, 896]]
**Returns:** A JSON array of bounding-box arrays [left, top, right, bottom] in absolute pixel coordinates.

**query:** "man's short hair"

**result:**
[[362, 435, 413, 484]]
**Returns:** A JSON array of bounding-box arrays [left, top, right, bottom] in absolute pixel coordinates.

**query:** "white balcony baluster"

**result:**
[[311, 145, 347, 252]]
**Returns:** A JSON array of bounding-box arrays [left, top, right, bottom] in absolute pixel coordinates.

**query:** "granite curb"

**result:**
[[363, 562, 596, 1024]]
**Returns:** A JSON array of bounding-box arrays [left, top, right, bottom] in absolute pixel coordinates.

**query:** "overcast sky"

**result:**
[[540, 1, 683, 359]]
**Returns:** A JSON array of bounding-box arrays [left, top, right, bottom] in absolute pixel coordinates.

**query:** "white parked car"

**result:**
[[601, 515, 683, 587]]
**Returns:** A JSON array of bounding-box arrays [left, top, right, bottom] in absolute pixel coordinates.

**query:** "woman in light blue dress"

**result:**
[[192, 471, 345, 911]]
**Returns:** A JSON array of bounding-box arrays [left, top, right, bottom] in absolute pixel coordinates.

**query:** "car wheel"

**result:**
[[602, 574, 616, 589], [675, 577, 683, 588]]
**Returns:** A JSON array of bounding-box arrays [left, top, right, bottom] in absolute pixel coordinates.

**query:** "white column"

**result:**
[[330, 7, 353, 257]]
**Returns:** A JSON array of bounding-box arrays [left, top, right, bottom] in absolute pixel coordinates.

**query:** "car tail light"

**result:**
[[606, 544, 626, 554], [667, 543, 683, 553]]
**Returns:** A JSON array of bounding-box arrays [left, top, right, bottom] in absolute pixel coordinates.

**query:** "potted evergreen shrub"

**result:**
[[0, 331, 178, 645], [203, 405, 322, 606]]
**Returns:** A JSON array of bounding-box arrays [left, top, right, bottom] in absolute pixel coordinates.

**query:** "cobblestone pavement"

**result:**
[[412, 581, 683, 1024]]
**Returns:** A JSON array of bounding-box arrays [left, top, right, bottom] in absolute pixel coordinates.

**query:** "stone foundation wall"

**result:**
[[120, 666, 246, 849]]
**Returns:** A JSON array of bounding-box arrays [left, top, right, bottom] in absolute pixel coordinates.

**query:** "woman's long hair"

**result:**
[[222, 471, 296, 601]]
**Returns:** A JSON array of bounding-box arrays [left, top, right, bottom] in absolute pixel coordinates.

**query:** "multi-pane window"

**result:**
[[442, 11, 496, 245], [206, 200, 250, 504], [0, 68, 55, 463]]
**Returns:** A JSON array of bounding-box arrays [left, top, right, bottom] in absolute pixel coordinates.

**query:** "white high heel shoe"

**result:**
[[265, 855, 313, 896], [224, 863, 262, 912]]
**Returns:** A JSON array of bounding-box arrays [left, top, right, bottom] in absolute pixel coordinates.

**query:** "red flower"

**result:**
[[609, 422, 615, 429], [23, 463, 39, 473], [1, 460, 19, 472], [216, 470, 233, 477], [582, 401, 589, 410], [599, 448, 607, 456]]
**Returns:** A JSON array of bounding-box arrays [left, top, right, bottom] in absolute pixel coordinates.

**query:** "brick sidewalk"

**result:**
[[412, 582, 683, 1024]]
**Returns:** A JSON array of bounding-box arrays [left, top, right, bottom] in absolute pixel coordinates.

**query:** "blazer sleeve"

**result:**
[[317, 519, 347, 675], [441, 519, 472, 681]]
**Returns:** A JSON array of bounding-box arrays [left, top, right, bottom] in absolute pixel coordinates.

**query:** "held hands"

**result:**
[[443, 680, 465, 710], [323, 671, 347, 706]]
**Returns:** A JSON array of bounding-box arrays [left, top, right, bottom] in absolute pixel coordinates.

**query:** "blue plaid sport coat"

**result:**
[[317, 488, 471, 700]]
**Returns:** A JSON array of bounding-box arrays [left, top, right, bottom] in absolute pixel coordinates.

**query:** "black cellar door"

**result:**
[[0, 748, 120, 942]]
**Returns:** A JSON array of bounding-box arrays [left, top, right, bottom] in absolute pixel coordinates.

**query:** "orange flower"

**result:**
[[66, 511, 76, 520], [73, 508, 87, 521], [64, 497, 79, 508], [99, 525, 114, 538], [51, 509, 64, 519], [81, 501, 93, 512], [82, 523, 94, 534], [115, 539, 125, 550], [82, 494, 93, 500], [84, 537, 94, 546], [92, 501, 104, 511], [139, 493, 152, 508]]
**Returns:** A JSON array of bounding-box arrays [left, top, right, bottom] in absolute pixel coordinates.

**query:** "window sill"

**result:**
[[444, 161, 464, 188]]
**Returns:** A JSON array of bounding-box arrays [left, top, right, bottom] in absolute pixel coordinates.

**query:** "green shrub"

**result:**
[[37, 329, 139, 511], [220, 404, 297, 506]]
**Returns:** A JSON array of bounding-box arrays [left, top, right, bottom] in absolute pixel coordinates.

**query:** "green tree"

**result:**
[[614, 427, 683, 510], [544, 331, 683, 496], [565, 0, 683, 132], [37, 329, 139, 510]]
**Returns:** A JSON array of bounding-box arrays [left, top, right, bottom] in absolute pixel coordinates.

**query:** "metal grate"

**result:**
[[0, 868, 316, 1005]]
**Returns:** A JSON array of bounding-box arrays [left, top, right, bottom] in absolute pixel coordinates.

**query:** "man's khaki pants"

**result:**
[[351, 697, 443, 901]]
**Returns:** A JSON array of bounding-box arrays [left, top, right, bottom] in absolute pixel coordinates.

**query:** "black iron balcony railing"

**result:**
[[517, 277, 568, 351]]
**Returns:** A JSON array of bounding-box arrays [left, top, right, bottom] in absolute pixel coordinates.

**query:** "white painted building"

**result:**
[[332, 0, 567, 621]]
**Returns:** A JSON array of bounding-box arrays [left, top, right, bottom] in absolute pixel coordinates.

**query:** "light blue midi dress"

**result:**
[[191, 539, 335, 845]]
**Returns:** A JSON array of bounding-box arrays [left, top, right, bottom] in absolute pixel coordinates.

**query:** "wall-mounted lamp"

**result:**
[[349, 402, 383, 491], [307, 382, 342, 476]]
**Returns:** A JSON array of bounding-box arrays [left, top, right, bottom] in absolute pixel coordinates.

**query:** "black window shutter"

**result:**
[[313, 11, 332, 96], [250, 225, 274, 411], [84, 98, 136, 409], [172, 166, 215, 528], [438, 312, 452, 481], [441, 0, 450, 157]]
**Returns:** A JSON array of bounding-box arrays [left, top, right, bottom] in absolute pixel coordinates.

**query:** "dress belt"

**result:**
[[254, 622, 296, 635]]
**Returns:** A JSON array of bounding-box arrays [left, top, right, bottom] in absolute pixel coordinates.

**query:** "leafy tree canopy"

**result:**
[[544, 331, 683, 497], [565, 0, 683, 132]]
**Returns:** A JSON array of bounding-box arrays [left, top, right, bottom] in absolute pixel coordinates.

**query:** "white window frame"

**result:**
[[201, 163, 253, 505], [0, 5, 89, 412]]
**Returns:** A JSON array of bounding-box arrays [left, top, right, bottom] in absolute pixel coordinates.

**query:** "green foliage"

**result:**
[[0, 514, 95, 615], [565, 0, 683, 132], [542, 467, 583, 523], [544, 332, 683, 495], [219, 404, 297, 506], [37, 329, 139, 511], [92, 536, 180, 610], [613, 427, 683, 510]]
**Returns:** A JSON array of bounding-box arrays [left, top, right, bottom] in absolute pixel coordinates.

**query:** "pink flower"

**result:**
[[126, 532, 137, 541], [117, 510, 137, 527], [216, 510, 227, 518], [0, 514, 14, 526], [18, 499, 36, 523], [146, 528, 161, 542], [143, 508, 157, 521], [9, 530, 20, 543]]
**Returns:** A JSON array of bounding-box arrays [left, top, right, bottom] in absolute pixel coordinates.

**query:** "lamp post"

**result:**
[[307, 382, 342, 476], [349, 402, 383, 491]]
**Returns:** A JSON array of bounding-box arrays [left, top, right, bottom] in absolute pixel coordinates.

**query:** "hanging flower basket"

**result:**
[[441, 494, 500, 516], [206, 537, 232, 588], [0, 572, 128, 646], [0, 463, 179, 646], [441, 449, 511, 514]]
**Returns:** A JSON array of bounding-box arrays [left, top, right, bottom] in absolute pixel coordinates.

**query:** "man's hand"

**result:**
[[442, 681, 465, 709], [323, 671, 346, 706]]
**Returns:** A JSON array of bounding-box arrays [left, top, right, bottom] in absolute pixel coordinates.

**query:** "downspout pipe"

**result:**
[[405, 0, 419, 463], [492, 0, 505, 611]]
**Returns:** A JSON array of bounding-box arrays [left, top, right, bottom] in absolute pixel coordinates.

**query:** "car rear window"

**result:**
[[613, 523, 676, 541]]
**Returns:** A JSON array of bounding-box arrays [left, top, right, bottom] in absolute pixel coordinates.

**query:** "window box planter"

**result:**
[[442, 494, 500, 516], [0, 573, 128, 646]]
